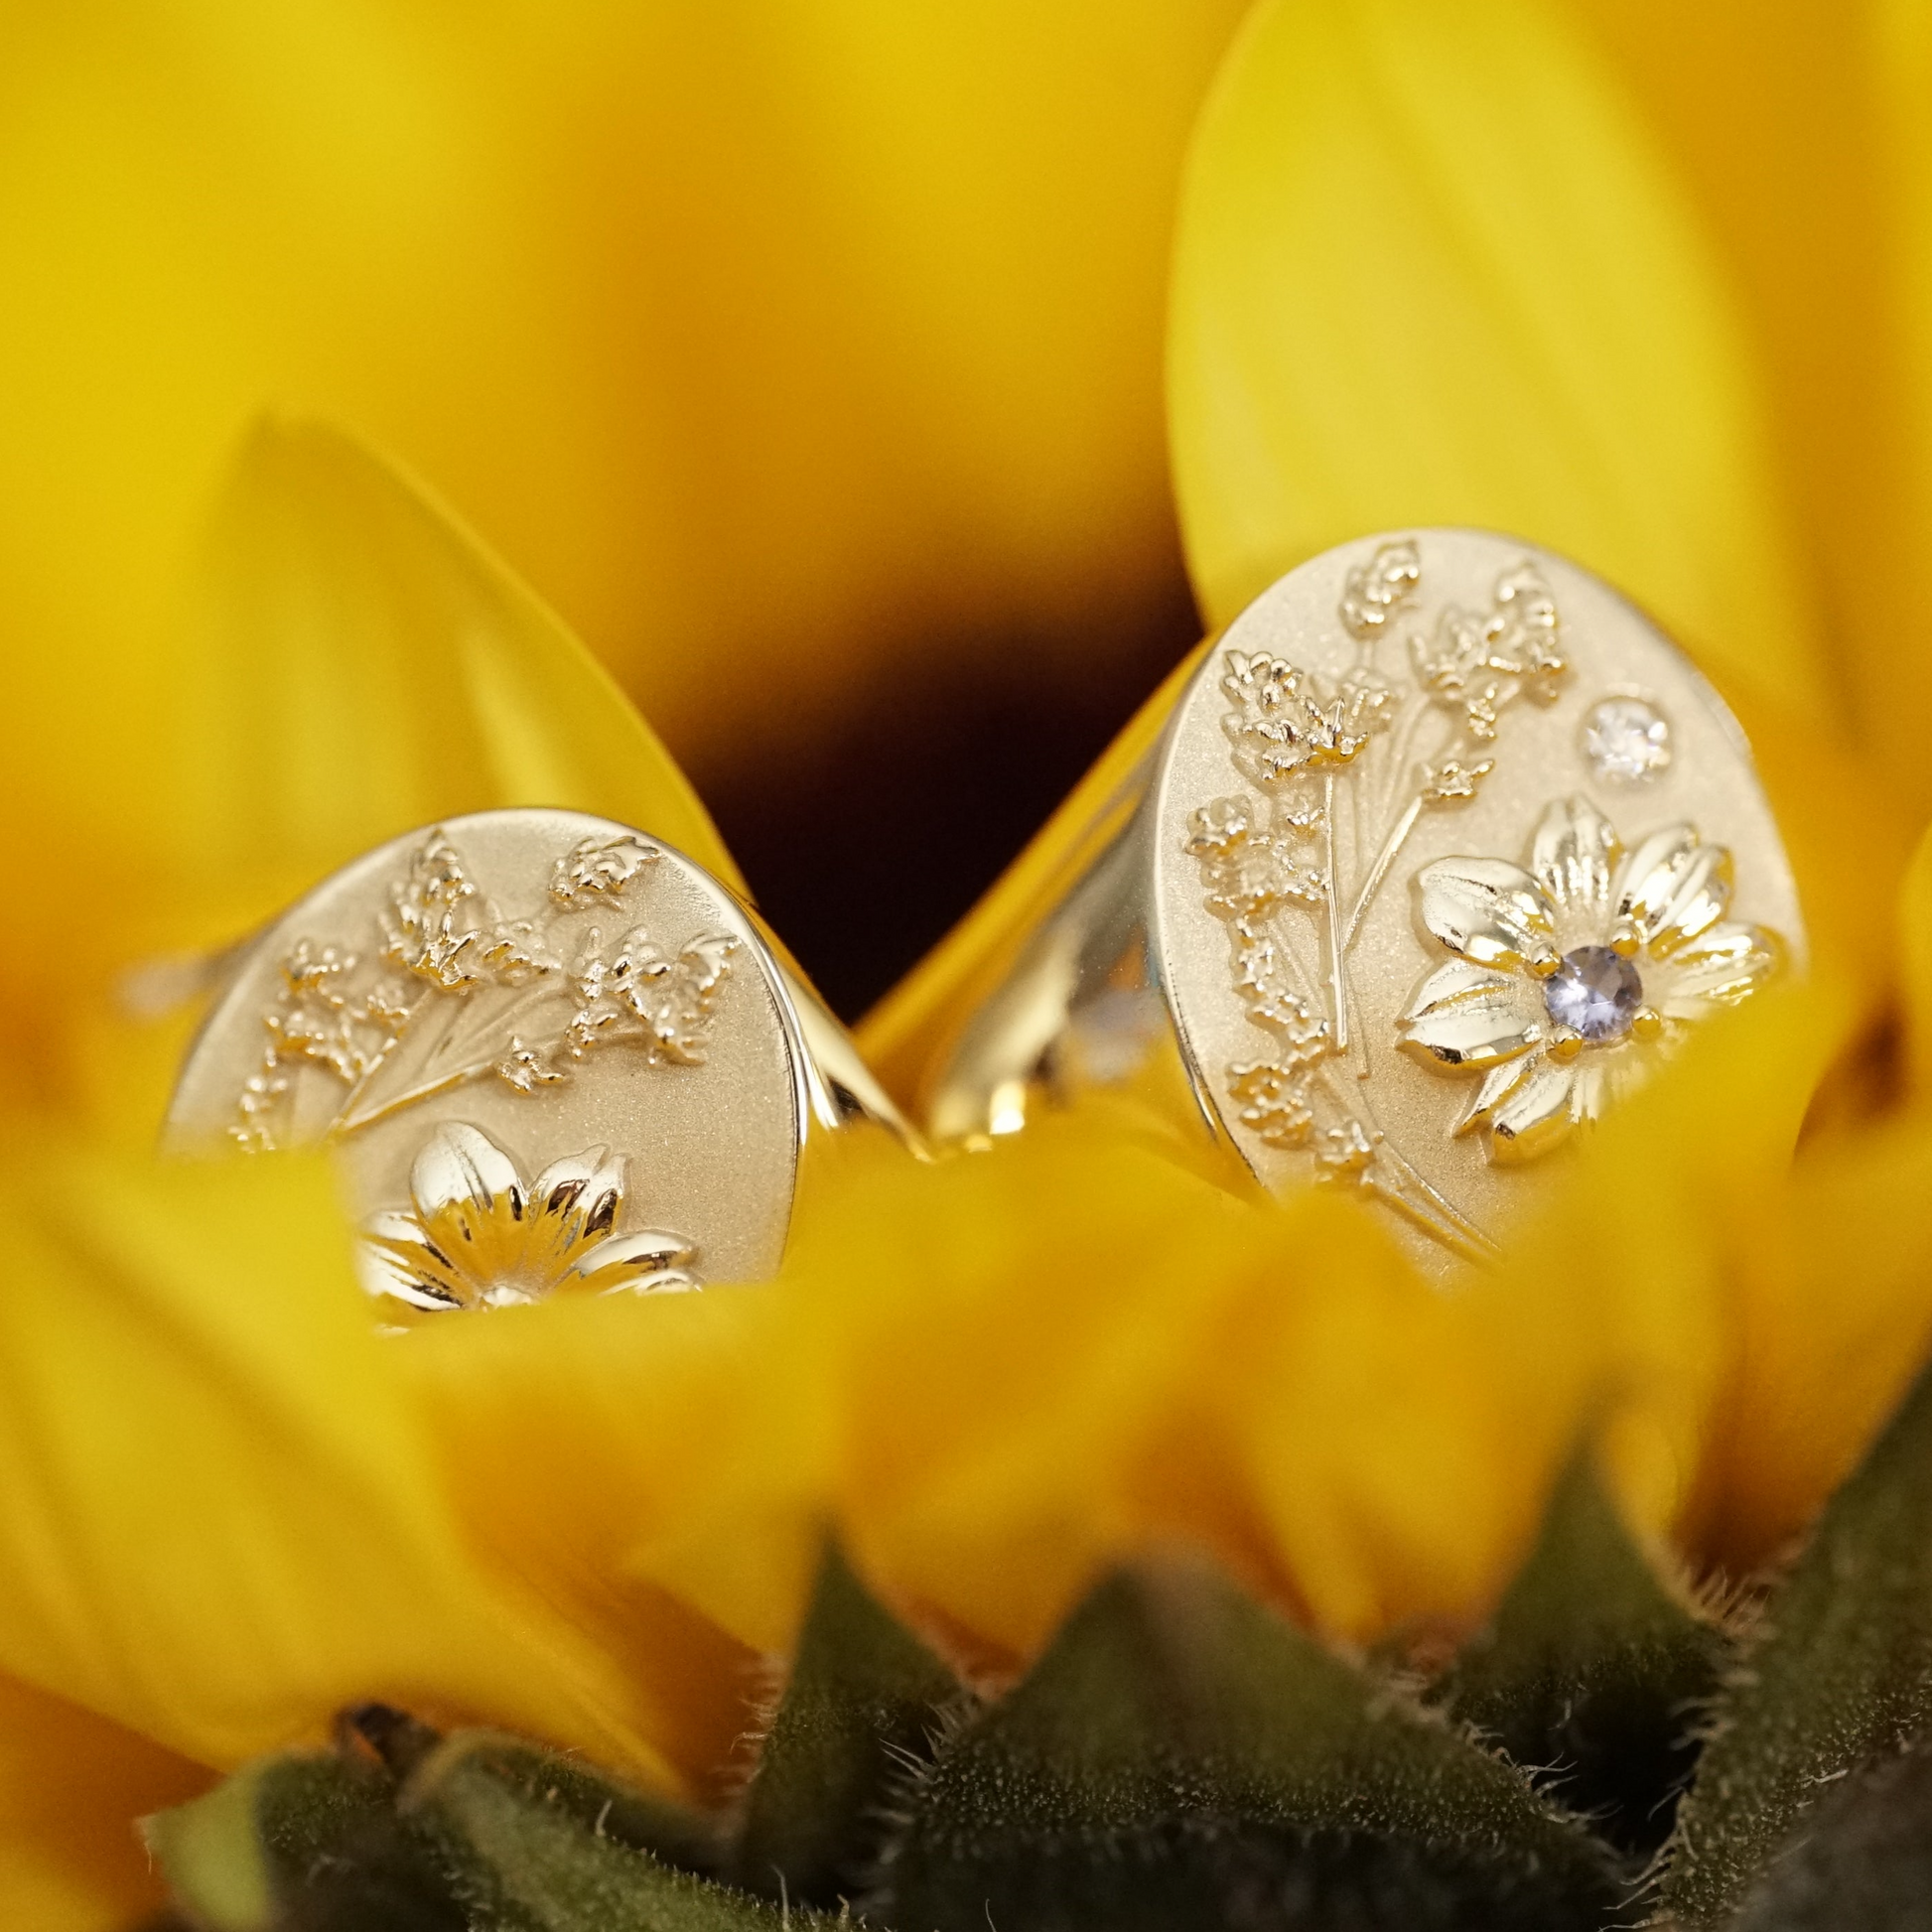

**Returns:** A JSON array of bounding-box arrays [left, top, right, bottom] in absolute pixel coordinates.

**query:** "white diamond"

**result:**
[[1584, 697, 1671, 783]]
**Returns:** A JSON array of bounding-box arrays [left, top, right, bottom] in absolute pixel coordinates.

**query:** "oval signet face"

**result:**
[[167, 809, 803, 1306], [1152, 530, 1804, 1265]]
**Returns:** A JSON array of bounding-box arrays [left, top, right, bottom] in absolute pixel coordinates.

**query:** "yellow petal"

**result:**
[[0, 1671, 206, 1932], [12, 416, 739, 1142], [1695, 1112, 1932, 1577], [1484, 975, 1856, 1561], [408, 983, 1884, 1684], [0, 4, 1245, 808], [0, 1125, 681, 1788], [490, 1112, 1583, 1663], [1169, 0, 1820, 709], [1904, 820, 1932, 1096], [397, 1283, 805, 1777], [1725, 680, 1916, 1019], [1564, 2, 1932, 810], [169, 415, 742, 926]]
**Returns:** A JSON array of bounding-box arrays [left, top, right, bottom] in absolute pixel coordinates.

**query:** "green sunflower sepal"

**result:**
[[146, 1363, 1932, 1931]]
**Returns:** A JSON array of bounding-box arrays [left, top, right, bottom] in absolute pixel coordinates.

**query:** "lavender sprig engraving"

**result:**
[[1185, 542, 1570, 1256]]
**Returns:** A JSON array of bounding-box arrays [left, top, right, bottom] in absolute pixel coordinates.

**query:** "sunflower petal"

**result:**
[[1398, 959, 1545, 1068], [1167, 0, 1819, 708], [1416, 859, 1557, 970], [170, 419, 745, 937], [0, 1127, 675, 1784], [1531, 796, 1621, 918], [0, 1672, 207, 1931]]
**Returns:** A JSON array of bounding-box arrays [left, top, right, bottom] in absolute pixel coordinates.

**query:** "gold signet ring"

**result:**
[[904, 530, 1804, 1270], [165, 808, 911, 1311]]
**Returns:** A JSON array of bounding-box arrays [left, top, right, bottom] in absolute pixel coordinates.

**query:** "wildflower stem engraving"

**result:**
[[232, 828, 738, 1152], [1186, 542, 1569, 1256]]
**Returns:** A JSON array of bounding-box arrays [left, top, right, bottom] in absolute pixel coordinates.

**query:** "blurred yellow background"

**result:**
[[0, 3, 1924, 1013], [0, 3, 1249, 1008]]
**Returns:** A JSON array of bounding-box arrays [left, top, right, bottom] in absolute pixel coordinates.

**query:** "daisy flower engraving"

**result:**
[[1397, 797, 1782, 1164], [355, 1121, 699, 1311]]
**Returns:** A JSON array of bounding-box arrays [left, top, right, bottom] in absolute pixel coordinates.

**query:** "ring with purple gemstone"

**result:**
[[907, 529, 1804, 1272]]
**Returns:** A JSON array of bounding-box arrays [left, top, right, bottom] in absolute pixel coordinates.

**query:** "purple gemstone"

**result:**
[[1542, 944, 1642, 1042]]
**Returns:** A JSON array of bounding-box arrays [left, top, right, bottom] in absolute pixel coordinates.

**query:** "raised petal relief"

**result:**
[[1415, 860, 1558, 972], [1646, 844, 1733, 956], [1659, 923, 1780, 1016], [1484, 1060, 1578, 1164], [1612, 825, 1707, 942], [1530, 795, 1620, 916], [1398, 959, 1545, 1068], [1401, 805, 1781, 1165], [356, 1121, 700, 1311]]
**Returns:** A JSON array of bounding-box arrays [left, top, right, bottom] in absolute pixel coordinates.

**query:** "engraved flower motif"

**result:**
[[549, 832, 658, 906], [1219, 648, 1375, 795], [1397, 797, 1781, 1164], [379, 833, 484, 990], [566, 927, 738, 1066], [1411, 562, 1567, 742], [355, 1121, 699, 1311], [1184, 796, 1323, 918]]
